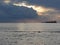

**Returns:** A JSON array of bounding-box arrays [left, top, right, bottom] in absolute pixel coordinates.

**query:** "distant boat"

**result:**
[[44, 21, 57, 23]]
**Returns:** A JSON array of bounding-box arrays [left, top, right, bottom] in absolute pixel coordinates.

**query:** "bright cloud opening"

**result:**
[[13, 2, 55, 16], [4, 0, 11, 4]]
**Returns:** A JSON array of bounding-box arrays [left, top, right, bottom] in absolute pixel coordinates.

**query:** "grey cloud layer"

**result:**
[[27, 0, 60, 9], [9, 0, 60, 9], [1, 0, 60, 9], [0, 4, 38, 22]]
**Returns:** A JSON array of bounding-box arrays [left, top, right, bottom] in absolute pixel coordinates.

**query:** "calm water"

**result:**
[[0, 23, 60, 45], [0, 23, 60, 31]]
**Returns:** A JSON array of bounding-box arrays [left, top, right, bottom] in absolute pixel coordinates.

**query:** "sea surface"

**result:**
[[0, 23, 60, 31], [0, 23, 60, 45]]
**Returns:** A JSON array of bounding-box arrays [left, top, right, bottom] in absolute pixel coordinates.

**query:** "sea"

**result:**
[[0, 23, 60, 45]]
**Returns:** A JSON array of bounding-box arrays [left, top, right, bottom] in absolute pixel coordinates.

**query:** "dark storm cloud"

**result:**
[[0, 4, 38, 22]]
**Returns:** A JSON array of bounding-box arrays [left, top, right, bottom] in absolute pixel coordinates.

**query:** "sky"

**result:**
[[0, 0, 60, 23]]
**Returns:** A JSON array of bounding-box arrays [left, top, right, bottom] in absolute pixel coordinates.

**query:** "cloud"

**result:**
[[13, 2, 56, 16], [1, 0, 60, 9], [22, 0, 60, 10], [0, 4, 38, 22], [6, 0, 60, 10], [3, 0, 11, 4], [38, 10, 60, 22], [12, 2, 60, 22], [0, 0, 60, 23]]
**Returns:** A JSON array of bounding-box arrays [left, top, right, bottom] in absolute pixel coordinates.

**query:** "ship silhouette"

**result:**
[[44, 21, 57, 23]]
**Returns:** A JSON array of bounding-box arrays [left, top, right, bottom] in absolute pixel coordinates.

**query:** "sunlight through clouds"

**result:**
[[1, 0, 60, 22], [3, 0, 57, 16], [4, 0, 11, 4], [13, 2, 56, 16]]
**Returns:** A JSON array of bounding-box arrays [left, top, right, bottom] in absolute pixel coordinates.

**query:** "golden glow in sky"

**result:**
[[4, 0, 10, 4], [13, 2, 55, 16]]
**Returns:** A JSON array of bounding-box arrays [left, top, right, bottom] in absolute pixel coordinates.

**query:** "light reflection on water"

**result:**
[[0, 23, 60, 31]]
